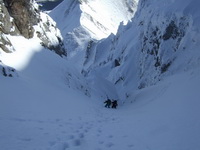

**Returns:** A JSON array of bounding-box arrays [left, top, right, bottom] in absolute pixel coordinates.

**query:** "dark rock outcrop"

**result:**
[[0, 1, 19, 35], [0, 1, 18, 52], [3, 0, 40, 39], [0, 0, 66, 56], [0, 60, 18, 77]]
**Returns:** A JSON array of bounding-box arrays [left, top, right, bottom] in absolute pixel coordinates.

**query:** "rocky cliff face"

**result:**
[[0, 0, 18, 53], [0, 0, 66, 77], [0, 0, 65, 56], [3, 0, 39, 39]]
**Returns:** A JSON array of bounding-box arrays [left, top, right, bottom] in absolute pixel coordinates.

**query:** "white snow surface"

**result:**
[[0, 0, 200, 150], [49, 0, 138, 57], [0, 36, 200, 150], [79, 0, 200, 102], [50, 0, 138, 40]]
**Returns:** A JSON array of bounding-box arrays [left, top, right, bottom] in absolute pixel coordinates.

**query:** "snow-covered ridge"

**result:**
[[80, 0, 200, 101], [51, 0, 138, 40], [79, 0, 138, 39], [49, 0, 138, 57]]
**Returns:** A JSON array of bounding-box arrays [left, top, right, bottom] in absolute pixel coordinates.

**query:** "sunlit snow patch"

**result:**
[[0, 36, 43, 71]]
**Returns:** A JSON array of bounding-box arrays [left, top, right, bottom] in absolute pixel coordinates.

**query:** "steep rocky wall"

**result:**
[[0, 1, 18, 53], [0, 1, 19, 35], [3, 0, 39, 39], [0, 0, 66, 56]]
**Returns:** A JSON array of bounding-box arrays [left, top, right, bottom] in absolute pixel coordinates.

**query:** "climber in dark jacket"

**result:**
[[112, 100, 118, 109], [104, 99, 112, 108]]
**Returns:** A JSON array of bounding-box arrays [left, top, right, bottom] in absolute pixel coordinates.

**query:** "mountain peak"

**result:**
[[50, 0, 138, 40]]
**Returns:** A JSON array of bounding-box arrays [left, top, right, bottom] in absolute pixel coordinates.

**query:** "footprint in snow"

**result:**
[[128, 144, 135, 148], [12, 118, 27, 122], [84, 129, 88, 133], [97, 129, 102, 133], [49, 141, 56, 146], [51, 142, 69, 150], [105, 142, 114, 148], [55, 119, 61, 122], [68, 135, 75, 140], [61, 131, 67, 134], [78, 133, 84, 138], [98, 141, 104, 145], [108, 135, 113, 138], [72, 139, 81, 147], [18, 138, 32, 142], [37, 127, 44, 130]]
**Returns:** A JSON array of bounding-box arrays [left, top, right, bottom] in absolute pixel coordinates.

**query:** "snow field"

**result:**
[[1, 0, 200, 149], [0, 35, 200, 149]]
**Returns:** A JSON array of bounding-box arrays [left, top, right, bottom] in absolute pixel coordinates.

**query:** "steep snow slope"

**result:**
[[0, 0, 200, 149], [49, 0, 138, 56], [0, 35, 200, 150], [81, 0, 200, 101], [50, 0, 138, 39], [79, 0, 137, 39]]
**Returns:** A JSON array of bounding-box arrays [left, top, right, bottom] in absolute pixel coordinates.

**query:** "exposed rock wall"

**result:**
[[0, 1, 18, 53], [0, 1, 19, 35], [0, 0, 66, 56], [3, 0, 39, 39], [0, 60, 17, 77]]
